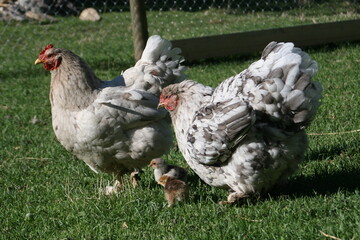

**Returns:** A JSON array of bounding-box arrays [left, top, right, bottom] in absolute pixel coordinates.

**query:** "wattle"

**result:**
[[44, 63, 55, 71], [44, 59, 61, 71]]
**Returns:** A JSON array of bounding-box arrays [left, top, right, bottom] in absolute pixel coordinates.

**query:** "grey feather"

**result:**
[[43, 35, 186, 179]]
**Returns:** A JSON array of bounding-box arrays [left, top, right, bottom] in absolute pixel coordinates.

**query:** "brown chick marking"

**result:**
[[158, 175, 189, 207]]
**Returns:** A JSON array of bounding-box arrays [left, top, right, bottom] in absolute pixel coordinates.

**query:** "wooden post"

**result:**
[[130, 0, 148, 61]]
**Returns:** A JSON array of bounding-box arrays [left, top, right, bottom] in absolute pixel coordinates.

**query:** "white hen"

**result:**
[[158, 42, 322, 204], [35, 35, 186, 191]]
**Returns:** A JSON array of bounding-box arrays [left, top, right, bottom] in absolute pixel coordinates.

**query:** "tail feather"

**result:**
[[139, 35, 172, 63], [123, 35, 186, 95], [245, 42, 322, 130]]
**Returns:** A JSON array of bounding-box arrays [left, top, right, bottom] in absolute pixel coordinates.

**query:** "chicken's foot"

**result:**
[[105, 175, 124, 195], [130, 169, 142, 188], [219, 192, 249, 205]]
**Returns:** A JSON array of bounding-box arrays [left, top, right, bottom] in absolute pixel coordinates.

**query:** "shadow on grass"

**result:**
[[274, 141, 358, 199], [306, 146, 344, 162], [288, 170, 359, 196], [269, 141, 360, 200], [229, 169, 360, 207], [306, 140, 359, 162]]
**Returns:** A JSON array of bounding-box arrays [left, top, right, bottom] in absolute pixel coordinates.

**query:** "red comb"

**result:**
[[39, 44, 54, 56]]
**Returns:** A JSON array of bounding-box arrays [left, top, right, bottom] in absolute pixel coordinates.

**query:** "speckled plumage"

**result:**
[[160, 42, 322, 203], [37, 36, 186, 186]]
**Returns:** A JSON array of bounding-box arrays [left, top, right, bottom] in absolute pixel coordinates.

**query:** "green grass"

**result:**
[[1, 5, 360, 240], [148, 2, 359, 38]]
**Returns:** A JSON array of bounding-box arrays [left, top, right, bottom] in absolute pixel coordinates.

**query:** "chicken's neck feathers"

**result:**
[[50, 51, 101, 111], [170, 81, 212, 128], [169, 81, 213, 163]]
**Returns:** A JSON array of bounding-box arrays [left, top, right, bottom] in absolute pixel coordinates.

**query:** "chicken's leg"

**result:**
[[165, 192, 175, 207], [219, 192, 249, 205], [129, 169, 142, 187], [105, 169, 142, 195], [105, 174, 124, 195]]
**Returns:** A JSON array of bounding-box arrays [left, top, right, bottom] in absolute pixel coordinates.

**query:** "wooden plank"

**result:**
[[130, 0, 148, 61], [171, 19, 360, 61]]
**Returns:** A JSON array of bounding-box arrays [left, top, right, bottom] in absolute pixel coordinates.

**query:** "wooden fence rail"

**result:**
[[171, 19, 360, 61]]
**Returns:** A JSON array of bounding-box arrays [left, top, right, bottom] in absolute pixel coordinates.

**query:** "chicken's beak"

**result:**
[[157, 102, 165, 109], [34, 58, 44, 65]]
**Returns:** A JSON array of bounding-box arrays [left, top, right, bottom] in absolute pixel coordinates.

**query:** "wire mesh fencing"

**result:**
[[146, 0, 359, 39], [0, 0, 359, 77]]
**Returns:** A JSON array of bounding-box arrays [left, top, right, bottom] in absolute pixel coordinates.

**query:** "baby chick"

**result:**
[[149, 158, 188, 183], [158, 175, 189, 207]]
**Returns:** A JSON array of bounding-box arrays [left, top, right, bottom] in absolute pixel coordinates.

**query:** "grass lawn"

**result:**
[[0, 4, 359, 239]]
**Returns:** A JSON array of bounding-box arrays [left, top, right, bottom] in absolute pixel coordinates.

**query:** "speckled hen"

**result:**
[[35, 35, 186, 192], [158, 42, 322, 204]]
